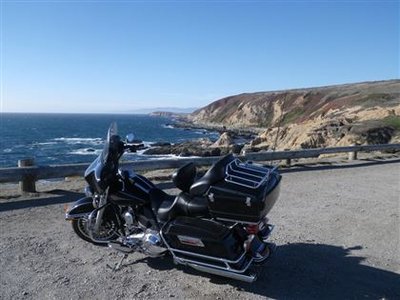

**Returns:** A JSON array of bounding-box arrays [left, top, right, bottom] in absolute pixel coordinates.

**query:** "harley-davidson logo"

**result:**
[[177, 235, 205, 247]]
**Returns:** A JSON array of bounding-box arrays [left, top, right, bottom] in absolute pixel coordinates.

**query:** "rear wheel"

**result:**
[[71, 217, 119, 246]]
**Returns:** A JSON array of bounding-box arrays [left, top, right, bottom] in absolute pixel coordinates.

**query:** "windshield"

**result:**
[[84, 122, 121, 192], [101, 122, 118, 164]]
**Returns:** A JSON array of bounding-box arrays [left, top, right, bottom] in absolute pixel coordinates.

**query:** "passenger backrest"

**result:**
[[172, 162, 197, 193], [189, 154, 235, 196]]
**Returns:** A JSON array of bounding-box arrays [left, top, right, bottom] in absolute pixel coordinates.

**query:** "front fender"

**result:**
[[65, 197, 94, 220]]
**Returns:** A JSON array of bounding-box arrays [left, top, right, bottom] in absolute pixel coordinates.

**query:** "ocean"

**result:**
[[0, 113, 219, 168]]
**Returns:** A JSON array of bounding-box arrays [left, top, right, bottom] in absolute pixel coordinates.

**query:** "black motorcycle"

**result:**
[[65, 123, 281, 282]]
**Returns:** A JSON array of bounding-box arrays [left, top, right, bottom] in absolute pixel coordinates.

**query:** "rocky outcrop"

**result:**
[[143, 132, 245, 157], [143, 138, 232, 157], [212, 132, 234, 148]]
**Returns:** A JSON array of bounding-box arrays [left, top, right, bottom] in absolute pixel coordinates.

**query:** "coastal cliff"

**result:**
[[189, 80, 400, 150]]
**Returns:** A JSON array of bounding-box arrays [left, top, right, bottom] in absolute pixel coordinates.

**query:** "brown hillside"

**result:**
[[189, 80, 400, 149]]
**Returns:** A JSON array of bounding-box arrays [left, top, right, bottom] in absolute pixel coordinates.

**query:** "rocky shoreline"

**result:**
[[143, 118, 261, 157]]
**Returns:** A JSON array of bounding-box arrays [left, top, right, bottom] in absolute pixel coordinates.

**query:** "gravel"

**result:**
[[1, 159, 399, 299]]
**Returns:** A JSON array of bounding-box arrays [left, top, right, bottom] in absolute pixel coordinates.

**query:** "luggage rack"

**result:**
[[225, 159, 274, 189]]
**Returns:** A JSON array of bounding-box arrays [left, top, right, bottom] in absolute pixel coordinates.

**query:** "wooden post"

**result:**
[[18, 158, 36, 193], [284, 148, 291, 166], [348, 144, 358, 161]]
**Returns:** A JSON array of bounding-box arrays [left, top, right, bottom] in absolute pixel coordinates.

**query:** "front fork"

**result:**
[[88, 189, 109, 241]]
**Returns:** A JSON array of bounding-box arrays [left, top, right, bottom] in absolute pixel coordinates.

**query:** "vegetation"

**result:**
[[383, 116, 400, 131], [282, 108, 304, 125], [356, 93, 397, 108]]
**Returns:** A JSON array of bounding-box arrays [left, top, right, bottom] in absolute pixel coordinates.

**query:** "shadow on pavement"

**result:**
[[0, 190, 83, 212], [134, 243, 400, 299]]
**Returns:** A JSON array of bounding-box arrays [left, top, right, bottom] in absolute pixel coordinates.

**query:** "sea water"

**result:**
[[0, 113, 218, 167]]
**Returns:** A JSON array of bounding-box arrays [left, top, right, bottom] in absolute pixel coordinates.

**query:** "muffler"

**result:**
[[187, 263, 257, 283]]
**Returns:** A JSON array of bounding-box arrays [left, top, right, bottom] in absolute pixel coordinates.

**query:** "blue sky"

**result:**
[[1, 0, 399, 113]]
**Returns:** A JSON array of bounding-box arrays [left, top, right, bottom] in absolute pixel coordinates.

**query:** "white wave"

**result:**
[[135, 149, 146, 155], [162, 124, 175, 129], [34, 142, 58, 146], [194, 130, 209, 135], [3, 148, 12, 153], [54, 137, 103, 144], [69, 148, 102, 155], [142, 141, 154, 147]]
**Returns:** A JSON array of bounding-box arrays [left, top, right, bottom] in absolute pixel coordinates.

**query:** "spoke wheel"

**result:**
[[72, 217, 119, 246]]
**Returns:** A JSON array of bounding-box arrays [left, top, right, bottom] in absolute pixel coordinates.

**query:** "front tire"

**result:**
[[71, 217, 119, 246]]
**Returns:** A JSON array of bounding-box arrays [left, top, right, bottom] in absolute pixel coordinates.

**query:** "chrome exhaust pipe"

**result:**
[[187, 263, 257, 283], [108, 241, 135, 253]]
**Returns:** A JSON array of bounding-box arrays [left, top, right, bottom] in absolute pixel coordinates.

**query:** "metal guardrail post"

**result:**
[[18, 158, 36, 193], [348, 144, 358, 161], [284, 149, 291, 166]]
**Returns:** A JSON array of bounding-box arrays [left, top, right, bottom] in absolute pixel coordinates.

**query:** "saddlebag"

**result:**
[[207, 160, 281, 223], [162, 216, 244, 261]]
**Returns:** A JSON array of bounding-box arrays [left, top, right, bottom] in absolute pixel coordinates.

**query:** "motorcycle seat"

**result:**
[[150, 189, 208, 223], [189, 154, 235, 196]]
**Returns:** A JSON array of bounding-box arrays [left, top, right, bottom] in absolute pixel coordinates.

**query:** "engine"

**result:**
[[109, 209, 166, 257]]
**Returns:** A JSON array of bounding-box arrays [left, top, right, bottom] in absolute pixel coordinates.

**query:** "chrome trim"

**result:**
[[173, 254, 253, 274], [93, 189, 109, 235], [169, 247, 247, 264], [187, 263, 257, 283], [225, 159, 273, 189], [216, 217, 259, 225], [228, 163, 266, 180]]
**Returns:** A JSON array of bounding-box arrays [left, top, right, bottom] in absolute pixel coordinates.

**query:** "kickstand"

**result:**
[[115, 253, 128, 270], [107, 253, 128, 271]]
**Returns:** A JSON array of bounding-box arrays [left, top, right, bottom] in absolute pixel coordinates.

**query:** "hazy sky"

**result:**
[[1, 0, 399, 113]]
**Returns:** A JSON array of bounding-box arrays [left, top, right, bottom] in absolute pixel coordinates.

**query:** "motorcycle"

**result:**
[[65, 123, 281, 282]]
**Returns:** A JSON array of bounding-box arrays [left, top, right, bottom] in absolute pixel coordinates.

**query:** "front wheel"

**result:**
[[71, 217, 119, 246]]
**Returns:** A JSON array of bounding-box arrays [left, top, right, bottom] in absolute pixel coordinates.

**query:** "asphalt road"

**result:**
[[1, 159, 399, 299]]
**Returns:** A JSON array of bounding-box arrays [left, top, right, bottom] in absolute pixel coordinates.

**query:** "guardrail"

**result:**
[[1, 143, 399, 194]]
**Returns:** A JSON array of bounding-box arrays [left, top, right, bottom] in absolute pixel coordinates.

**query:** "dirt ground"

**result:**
[[1, 158, 399, 299]]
